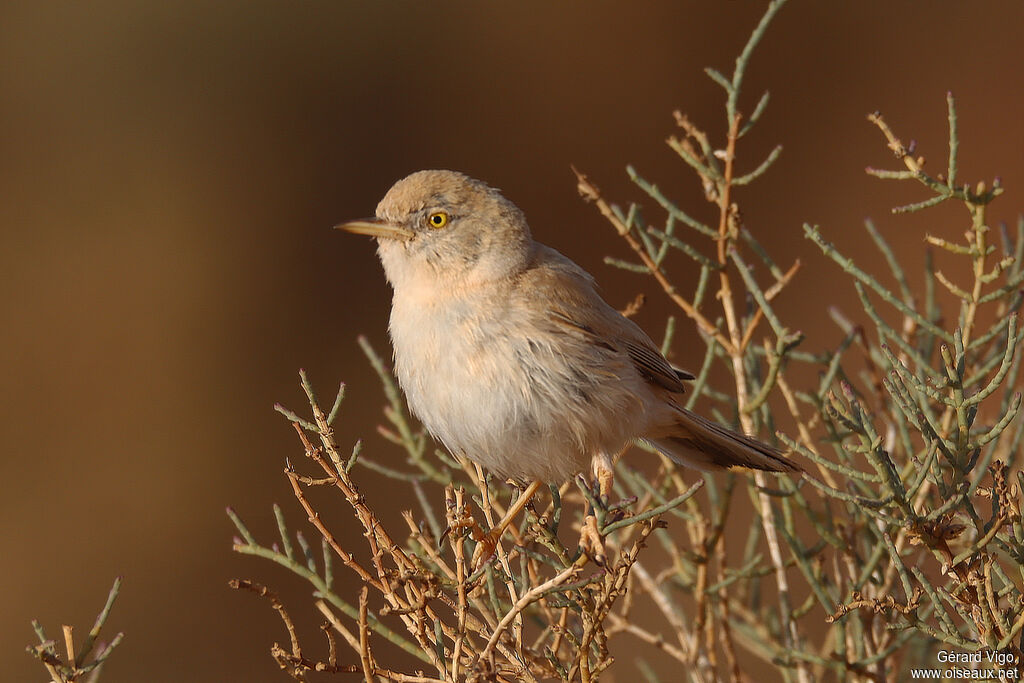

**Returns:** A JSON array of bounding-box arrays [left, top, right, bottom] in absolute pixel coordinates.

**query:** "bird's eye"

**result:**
[[427, 211, 449, 229]]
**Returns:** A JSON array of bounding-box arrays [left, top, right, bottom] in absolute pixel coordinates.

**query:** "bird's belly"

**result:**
[[388, 296, 608, 481]]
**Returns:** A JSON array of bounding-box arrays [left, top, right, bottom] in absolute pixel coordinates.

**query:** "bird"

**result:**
[[337, 170, 800, 562]]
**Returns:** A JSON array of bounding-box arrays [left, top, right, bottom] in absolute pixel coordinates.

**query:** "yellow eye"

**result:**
[[427, 211, 449, 229]]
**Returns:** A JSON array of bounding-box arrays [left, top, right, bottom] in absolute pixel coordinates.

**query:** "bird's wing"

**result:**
[[524, 245, 690, 395]]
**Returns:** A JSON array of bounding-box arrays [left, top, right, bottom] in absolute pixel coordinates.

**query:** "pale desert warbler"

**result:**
[[337, 170, 799, 557]]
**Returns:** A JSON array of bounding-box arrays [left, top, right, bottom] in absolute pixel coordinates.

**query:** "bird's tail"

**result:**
[[647, 407, 801, 473]]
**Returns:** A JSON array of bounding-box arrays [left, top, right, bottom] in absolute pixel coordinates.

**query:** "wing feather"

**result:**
[[530, 247, 691, 395]]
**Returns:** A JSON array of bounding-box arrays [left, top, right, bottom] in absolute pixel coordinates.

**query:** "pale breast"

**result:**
[[387, 281, 654, 481], [389, 286, 539, 471]]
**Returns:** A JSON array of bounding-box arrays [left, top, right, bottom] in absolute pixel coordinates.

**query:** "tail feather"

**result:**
[[648, 408, 801, 473]]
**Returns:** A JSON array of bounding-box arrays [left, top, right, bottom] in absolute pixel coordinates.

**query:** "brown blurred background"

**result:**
[[4, 1, 1024, 680]]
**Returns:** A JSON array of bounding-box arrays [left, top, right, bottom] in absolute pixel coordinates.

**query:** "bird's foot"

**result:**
[[580, 513, 607, 566], [466, 480, 543, 572], [470, 527, 502, 571], [442, 498, 496, 571]]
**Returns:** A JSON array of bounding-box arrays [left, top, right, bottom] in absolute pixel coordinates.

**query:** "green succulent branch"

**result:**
[[27, 578, 124, 683]]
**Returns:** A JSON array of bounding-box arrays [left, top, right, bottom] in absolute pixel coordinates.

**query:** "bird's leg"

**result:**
[[580, 453, 615, 565], [471, 479, 544, 570], [597, 461, 615, 501]]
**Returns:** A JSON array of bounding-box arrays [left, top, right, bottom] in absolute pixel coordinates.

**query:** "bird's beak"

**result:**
[[334, 217, 414, 241]]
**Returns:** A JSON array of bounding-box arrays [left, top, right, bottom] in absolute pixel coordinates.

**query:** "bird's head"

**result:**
[[336, 170, 533, 290]]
